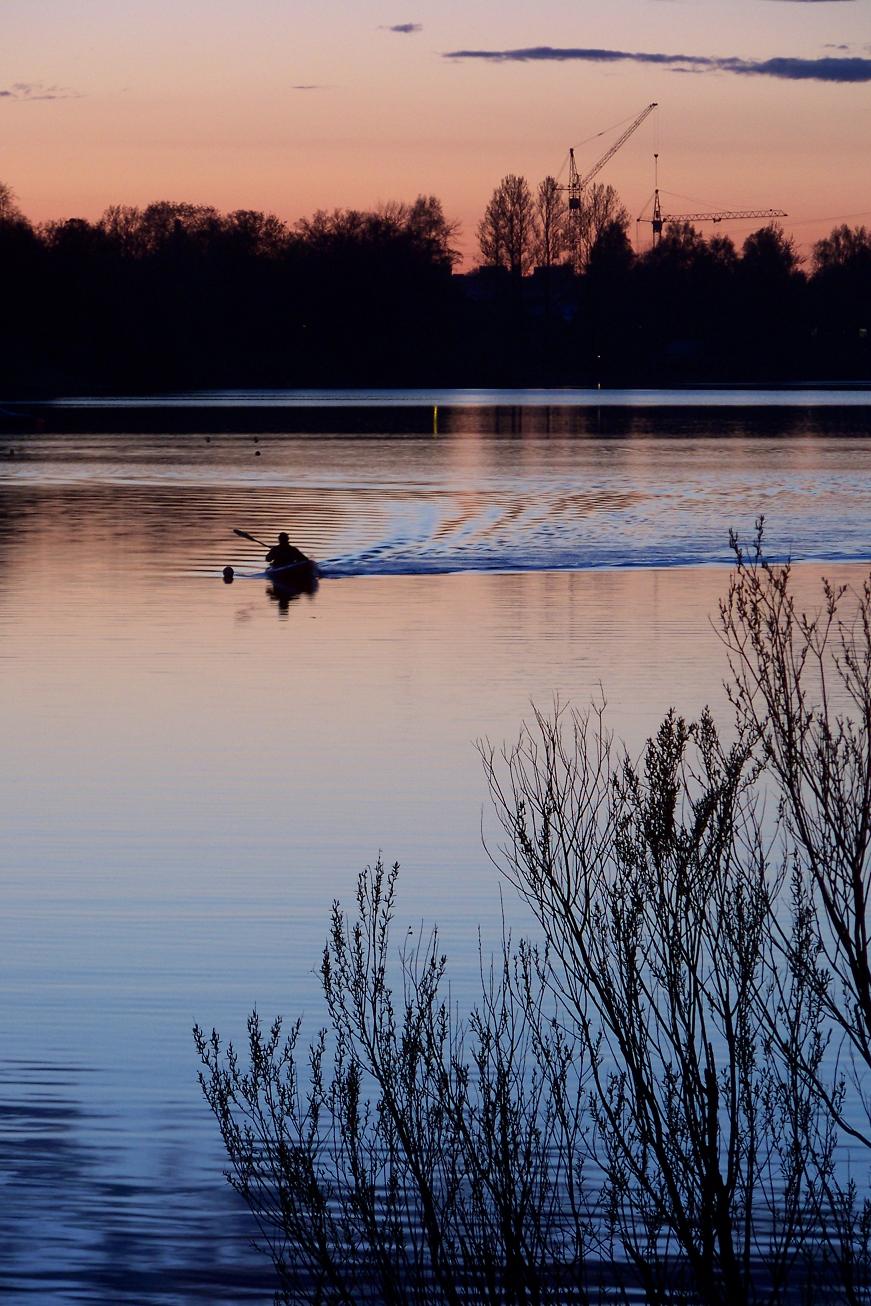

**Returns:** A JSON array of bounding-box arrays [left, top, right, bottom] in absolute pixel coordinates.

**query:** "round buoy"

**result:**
[[223, 566, 235, 584]]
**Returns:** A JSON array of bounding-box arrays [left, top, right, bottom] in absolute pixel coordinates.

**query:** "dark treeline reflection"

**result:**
[[2, 182, 871, 392]]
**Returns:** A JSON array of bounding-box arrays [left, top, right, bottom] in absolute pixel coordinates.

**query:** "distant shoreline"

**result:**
[[7, 382, 871, 401], [3, 386, 871, 437]]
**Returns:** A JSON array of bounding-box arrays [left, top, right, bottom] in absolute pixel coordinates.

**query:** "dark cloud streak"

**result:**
[[442, 46, 871, 83], [0, 81, 81, 101], [383, 23, 422, 34]]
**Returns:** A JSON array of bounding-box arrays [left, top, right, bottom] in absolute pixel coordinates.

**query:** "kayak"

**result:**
[[221, 557, 319, 590], [265, 558, 319, 590]]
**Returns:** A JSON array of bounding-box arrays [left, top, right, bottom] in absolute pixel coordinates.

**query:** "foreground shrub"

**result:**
[[197, 859, 591, 1304], [197, 546, 871, 1304], [482, 705, 832, 1304]]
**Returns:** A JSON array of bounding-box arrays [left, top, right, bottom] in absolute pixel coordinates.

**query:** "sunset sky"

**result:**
[[3, 0, 870, 260]]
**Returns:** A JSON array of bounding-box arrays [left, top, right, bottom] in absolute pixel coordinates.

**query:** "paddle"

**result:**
[[233, 528, 271, 549]]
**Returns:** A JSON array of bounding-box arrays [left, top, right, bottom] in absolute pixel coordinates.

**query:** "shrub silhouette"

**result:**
[[197, 547, 871, 1303]]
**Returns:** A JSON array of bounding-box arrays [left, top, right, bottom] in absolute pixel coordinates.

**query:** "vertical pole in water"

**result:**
[[433, 404, 438, 436]]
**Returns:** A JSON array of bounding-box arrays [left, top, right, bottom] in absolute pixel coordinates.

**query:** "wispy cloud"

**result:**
[[291, 84, 329, 90], [382, 23, 423, 34], [0, 81, 81, 101], [442, 46, 871, 83]]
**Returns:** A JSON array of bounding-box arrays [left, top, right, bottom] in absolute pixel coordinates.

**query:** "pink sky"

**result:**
[[2, 0, 870, 261]]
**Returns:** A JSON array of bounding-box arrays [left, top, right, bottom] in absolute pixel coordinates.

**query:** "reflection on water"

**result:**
[[0, 1060, 269, 1300], [0, 405, 869, 1301], [2, 409, 871, 579], [19, 386, 871, 409]]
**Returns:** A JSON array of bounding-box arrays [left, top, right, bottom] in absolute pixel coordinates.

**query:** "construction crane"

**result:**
[[639, 155, 786, 246], [563, 102, 658, 212]]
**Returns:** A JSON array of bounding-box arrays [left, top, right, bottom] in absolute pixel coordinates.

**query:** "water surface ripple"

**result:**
[[1, 403, 870, 1301]]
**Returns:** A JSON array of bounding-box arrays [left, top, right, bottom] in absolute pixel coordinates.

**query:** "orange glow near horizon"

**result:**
[[2, 0, 870, 262]]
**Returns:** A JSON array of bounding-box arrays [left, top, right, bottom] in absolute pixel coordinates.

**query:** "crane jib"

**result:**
[[562, 102, 658, 208]]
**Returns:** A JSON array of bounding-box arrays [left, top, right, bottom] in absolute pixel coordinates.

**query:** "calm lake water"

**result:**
[[1, 393, 870, 1301]]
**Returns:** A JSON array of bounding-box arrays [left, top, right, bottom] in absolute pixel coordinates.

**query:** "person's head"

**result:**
[[278, 532, 289, 545]]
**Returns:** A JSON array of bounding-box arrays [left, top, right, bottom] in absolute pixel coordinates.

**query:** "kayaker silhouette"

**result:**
[[265, 532, 307, 568]]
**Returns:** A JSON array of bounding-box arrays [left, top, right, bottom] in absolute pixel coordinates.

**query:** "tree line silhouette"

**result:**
[[1, 177, 869, 393]]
